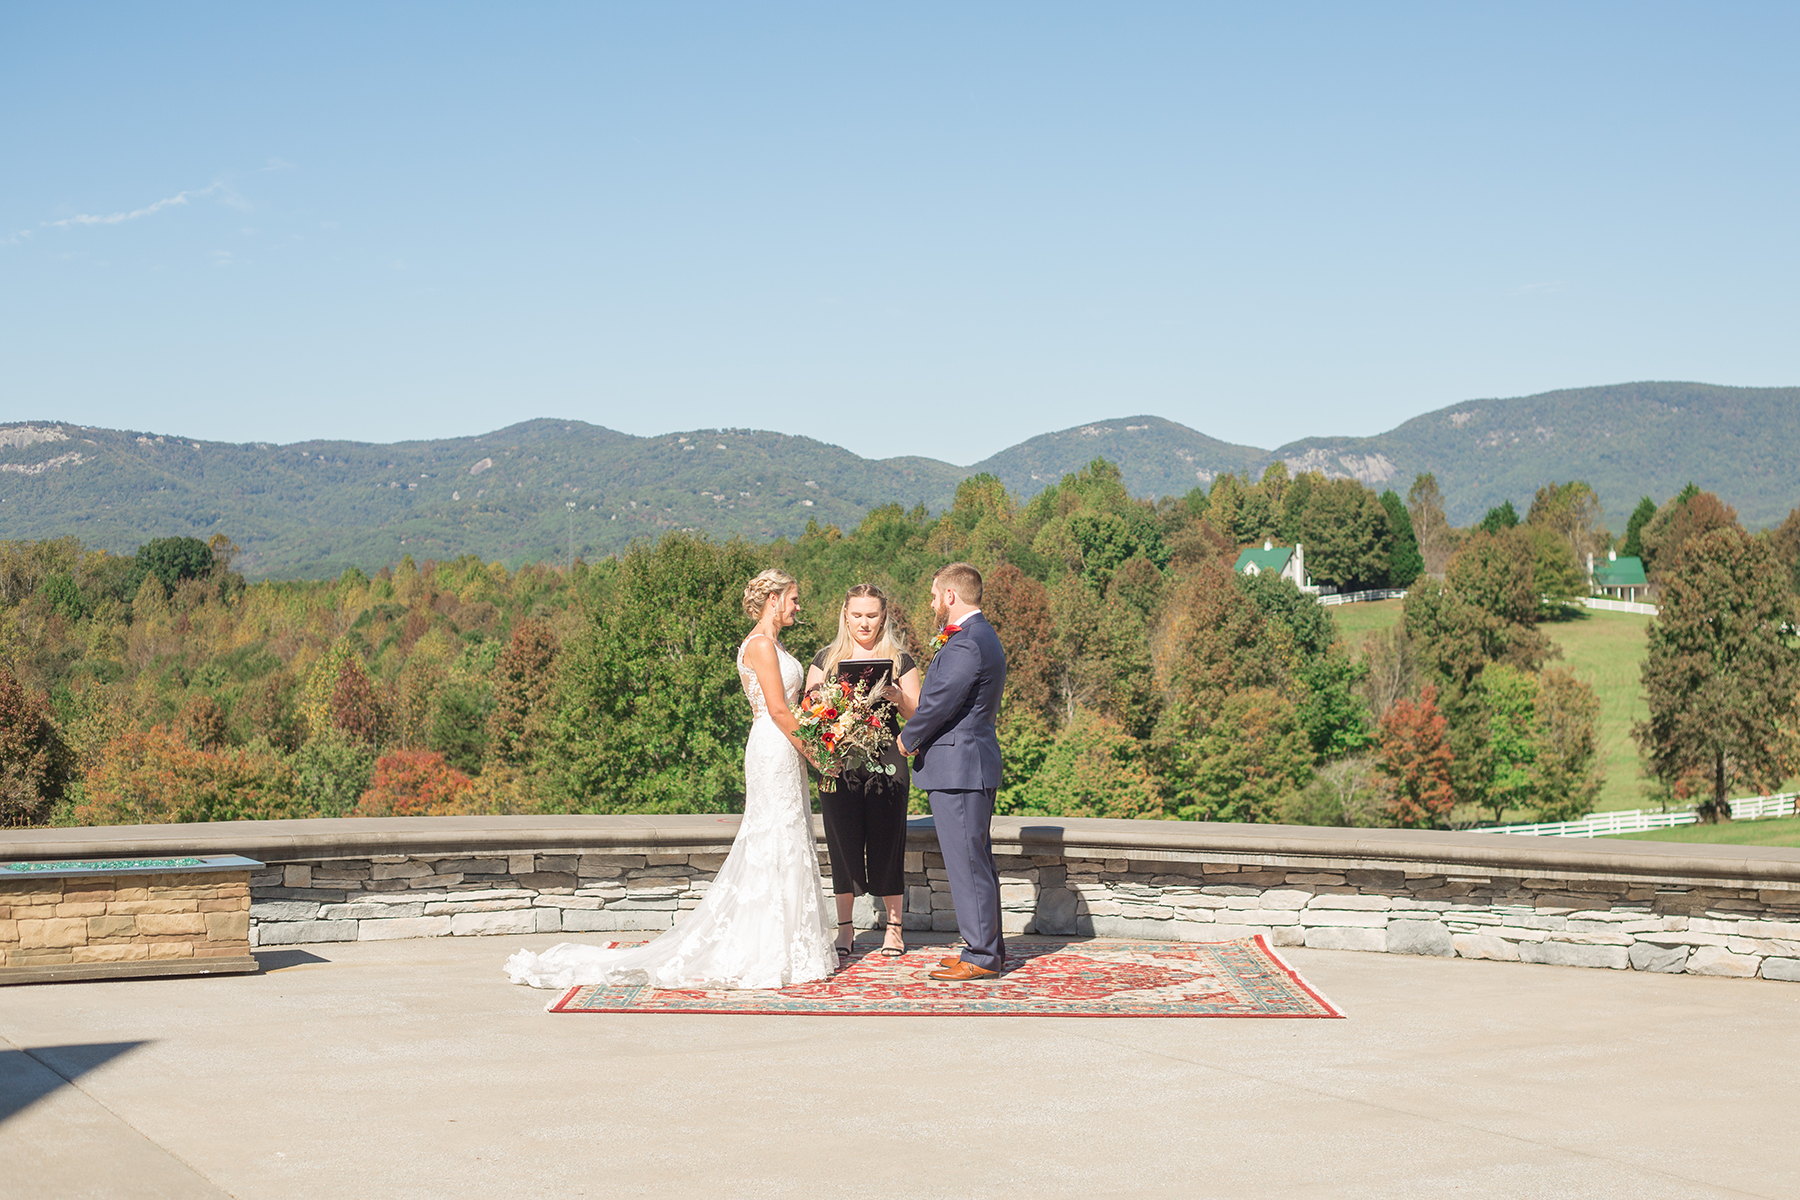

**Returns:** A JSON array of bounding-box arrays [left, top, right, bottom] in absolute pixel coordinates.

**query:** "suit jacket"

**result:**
[[906, 612, 1007, 791]]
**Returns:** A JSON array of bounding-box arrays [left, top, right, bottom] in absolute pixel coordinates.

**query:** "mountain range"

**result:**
[[1, 381, 1793, 579]]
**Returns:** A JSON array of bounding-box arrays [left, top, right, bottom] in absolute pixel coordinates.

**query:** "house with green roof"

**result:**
[[1233, 540, 1315, 592], [1588, 550, 1648, 603]]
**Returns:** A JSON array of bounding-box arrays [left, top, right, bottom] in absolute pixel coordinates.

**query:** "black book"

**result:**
[[834, 659, 893, 693]]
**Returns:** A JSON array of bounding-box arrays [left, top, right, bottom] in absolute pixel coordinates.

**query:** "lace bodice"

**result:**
[[737, 635, 803, 720]]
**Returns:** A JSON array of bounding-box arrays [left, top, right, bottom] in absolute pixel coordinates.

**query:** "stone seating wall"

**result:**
[[4, 815, 1798, 982]]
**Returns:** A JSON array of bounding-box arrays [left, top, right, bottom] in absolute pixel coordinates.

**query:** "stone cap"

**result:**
[[0, 816, 1795, 888], [0, 853, 264, 880]]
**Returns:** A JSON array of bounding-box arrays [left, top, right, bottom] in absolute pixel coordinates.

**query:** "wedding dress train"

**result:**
[[504, 637, 837, 992]]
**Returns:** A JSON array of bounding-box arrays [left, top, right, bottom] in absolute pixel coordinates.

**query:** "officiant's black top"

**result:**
[[812, 649, 915, 897]]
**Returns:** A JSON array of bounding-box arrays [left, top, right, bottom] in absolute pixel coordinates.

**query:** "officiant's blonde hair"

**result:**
[[742, 568, 797, 620], [819, 584, 908, 680]]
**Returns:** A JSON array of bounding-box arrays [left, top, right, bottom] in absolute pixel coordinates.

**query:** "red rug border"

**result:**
[[543, 934, 1346, 1018]]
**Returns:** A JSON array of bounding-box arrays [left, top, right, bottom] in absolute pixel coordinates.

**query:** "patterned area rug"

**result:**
[[547, 935, 1344, 1018]]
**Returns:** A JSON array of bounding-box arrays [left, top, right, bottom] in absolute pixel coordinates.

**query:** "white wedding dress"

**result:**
[[504, 636, 837, 992]]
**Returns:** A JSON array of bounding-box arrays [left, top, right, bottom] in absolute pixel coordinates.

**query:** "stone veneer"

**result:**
[[0, 858, 258, 983], [4, 816, 1798, 984]]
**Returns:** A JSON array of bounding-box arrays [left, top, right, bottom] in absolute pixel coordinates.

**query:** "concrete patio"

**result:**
[[3, 933, 1795, 1200]]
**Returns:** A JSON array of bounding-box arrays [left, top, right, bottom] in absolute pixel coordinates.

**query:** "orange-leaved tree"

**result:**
[[1375, 685, 1455, 828], [355, 750, 474, 817], [78, 726, 297, 826]]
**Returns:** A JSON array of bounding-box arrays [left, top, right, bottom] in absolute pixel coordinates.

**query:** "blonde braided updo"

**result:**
[[742, 568, 798, 620]]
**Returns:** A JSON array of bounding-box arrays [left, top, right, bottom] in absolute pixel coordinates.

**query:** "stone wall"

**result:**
[[7, 816, 1798, 985], [1, 869, 255, 983], [239, 833, 1800, 984]]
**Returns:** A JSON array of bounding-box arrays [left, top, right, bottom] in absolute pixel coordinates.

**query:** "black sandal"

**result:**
[[879, 923, 905, 957], [835, 920, 854, 960]]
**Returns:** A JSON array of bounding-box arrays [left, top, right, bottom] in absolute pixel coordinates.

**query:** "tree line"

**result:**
[[2, 460, 1796, 829]]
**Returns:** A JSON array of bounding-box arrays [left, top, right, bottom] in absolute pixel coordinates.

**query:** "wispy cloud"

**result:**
[[1, 229, 31, 246], [262, 157, 298, 172], [47, 182, 226, 229]]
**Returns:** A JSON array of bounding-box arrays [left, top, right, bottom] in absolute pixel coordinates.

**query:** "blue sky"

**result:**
[[4, 4, 1796, 464]]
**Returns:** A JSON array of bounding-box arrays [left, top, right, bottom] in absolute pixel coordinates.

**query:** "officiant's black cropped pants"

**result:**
[[821, 770, 909, 897]]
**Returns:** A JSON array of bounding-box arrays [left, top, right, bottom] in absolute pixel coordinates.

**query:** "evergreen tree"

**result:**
[[1620, 496, 1657, 558], [1475, 500, 1520, 534], [1379, 489, 1423, 588]]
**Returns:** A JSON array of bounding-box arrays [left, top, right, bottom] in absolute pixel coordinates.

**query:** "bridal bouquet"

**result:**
[[793, 678, 896, 792]]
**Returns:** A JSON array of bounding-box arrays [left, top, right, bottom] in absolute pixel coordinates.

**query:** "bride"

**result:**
[[504, 569, 838, 992]]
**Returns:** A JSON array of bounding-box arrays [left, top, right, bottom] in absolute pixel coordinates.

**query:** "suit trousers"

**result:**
[[927, 787, 1005, 972]]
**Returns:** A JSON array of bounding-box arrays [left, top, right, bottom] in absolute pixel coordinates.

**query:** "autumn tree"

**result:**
[[178, 694, 230, 751], [1639, 486, 1739, 582], [1374, 686, 1455, 828], [487, 618, 560, 766], [1406, 473, 1454, 577], [1527, 480, 1610, 566], [1766, 505, 1800, 594], [355, 750, 475, 817], [1163, 688, 1313, 822], [981, 563, 1056, 722], [330, 656, 386, 748], [0, 665, 72, 826], [1635, 527, 1800, 821]]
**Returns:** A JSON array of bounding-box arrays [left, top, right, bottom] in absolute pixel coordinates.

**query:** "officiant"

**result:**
[[805, 584, 921, 961]]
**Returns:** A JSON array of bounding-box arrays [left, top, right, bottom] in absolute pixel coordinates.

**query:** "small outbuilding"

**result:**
[[1233, 540, 1314, 592], [1588, 550, 1648, 603]]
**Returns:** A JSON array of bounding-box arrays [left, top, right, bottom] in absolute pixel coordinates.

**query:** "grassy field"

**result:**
[[1542, 610, 1653, 812], [1328, 600, 1653, 813], [1606, 815, 1800, 847]]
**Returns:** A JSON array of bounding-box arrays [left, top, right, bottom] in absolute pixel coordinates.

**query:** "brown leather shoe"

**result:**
[[939, 955, 962, 969], [929, 960, 1001, 982]]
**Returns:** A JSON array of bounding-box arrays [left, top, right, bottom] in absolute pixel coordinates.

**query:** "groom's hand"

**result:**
[[896, 737, 909, 756]]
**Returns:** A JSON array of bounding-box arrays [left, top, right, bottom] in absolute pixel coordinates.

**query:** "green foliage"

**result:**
[[1295, 478, 1392, 590], [542, 532, 764, 813], [1379, 490, 1423, 588], [1626, 500, 1667, 563], [1476, 663, 1538, 824], [132, 536, 217, 593], [1296, 653, 1372, 761], [1635, 527, 1800, 821], [1002, 710, 1163, 819], [1164, 689, 1313, 822], [1476, 500, 1519, 533], [292, 734, 376, 818]]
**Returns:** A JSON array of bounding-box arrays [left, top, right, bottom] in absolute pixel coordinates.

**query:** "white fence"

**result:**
[[1581, 596, 1659, 616], [1468, 793, 1799, 838], [1316, 589, 1408, 606], [1311, 591, 1657, 616]]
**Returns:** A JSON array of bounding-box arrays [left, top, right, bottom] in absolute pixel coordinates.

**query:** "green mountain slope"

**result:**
[[1272, 381, 1800, 529], [0, 420, 965, 578], [968, 415, 1269, 500], [2, 381, 1794, 578]]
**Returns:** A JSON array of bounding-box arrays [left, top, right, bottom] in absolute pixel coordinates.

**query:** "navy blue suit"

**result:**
[[905, 612, 1008, 971]]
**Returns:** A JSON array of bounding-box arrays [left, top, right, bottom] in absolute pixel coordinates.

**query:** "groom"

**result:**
[[897, 562, 1008, 982]]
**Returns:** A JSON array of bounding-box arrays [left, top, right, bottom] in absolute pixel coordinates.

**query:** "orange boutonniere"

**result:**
[[931, 623, 963, 652]]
